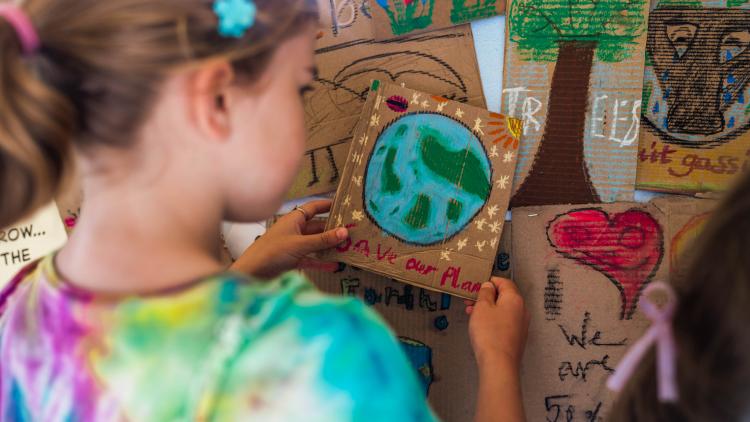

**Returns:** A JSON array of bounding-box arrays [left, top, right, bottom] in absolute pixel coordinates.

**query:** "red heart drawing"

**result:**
[[546, 208, 664, 319]]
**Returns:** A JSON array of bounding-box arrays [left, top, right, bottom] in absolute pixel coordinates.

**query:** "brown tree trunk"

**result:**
[[512, 40, 601, 207]]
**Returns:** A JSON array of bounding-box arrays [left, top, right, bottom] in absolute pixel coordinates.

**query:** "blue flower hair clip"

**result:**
[[213, 0, 257, 39]]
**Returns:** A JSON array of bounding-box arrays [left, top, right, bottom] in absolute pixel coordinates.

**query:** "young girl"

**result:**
[[0, 0, 528, 420], [608, 173, 750, 422]]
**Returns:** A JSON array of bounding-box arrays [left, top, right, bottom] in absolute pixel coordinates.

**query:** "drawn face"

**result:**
[[643, 9, 750, 148]]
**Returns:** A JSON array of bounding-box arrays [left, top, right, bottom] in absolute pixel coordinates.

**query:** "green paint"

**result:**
[[419, 127, 490, 200], [727, 0, 750, 7], [656, 0, 702, 8], [404, 194, 431, 229], [380, 0, 435, 36], [395, 125, 408, 138], [371, 80, 380, 91], [509, 0, 647, 63], [382, 147, 403, 194], [451, 0, 499, 24], [642, 81, 653, 114], [645, 51, 653, 67], [744, 101, 750, 115], [447, 199, 463, 223], [369, 200, 380, 213]]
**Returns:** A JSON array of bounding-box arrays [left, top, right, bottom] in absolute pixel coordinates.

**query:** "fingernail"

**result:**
[[336, 228, 348, 240], [482, 282, 494, 289]]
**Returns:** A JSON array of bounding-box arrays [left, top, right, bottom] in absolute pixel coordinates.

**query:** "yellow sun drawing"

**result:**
[[488, 114, 521, 150]]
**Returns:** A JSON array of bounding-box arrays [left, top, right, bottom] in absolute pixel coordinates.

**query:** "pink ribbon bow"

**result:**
[[0, 4, 40, 55], [607, 281, 679, 402]]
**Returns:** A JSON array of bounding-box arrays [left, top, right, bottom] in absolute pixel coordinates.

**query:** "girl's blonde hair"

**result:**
[[0, 0, 317, 227]]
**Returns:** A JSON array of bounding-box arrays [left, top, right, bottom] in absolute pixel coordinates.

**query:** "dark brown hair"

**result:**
[[0, 0, 317, 227], [610, 175, 750, 421]]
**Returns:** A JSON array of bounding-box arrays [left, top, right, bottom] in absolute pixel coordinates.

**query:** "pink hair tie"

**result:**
[[0, 4, 40, 55], [607, 281, 679, 402]]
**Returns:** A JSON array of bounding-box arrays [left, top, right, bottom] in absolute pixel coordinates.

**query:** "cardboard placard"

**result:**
[[637, 7, 750, 194], [322, 81, 522, 299], [501, 0, 650, 207], [0, 203, 67, 285], [371, 0, 504, 40], [511, 197, 716, 421], [289, 22, 486, 199]]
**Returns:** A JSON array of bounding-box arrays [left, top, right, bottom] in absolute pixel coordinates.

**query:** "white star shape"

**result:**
[[358, 134, 369, 145], [489, 220, 503, 234], [455, 108, 465, 118], [489, 145, 499, 158], [475, 240, 487, 252], [411, 93, 422, 105], [475, 218, 487, 231], [496, 175, 510, 190], [457, 238, 468, 251], [343, 195, 351, 206], [421, 100, 430, 108], [487, 205, 500, 218], [370, 114, 380, 127], [436, 102, 447, 112], [354, 176, 363, 186], [351, 153, 363, 165], [473, 118, 484, 135], [490, 237, 498, 248], [503, 151, 515, 163], [352, 210, 364, 221], [440, 249, 452, 261], [336, 214, 343, 227]]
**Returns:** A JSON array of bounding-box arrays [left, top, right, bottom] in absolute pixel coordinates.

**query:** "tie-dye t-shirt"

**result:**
[[0, 255, 437, 421]]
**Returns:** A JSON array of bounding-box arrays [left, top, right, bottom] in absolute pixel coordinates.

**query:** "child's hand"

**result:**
[[230, 200, 348, 279], [466, 277, 530, 369]]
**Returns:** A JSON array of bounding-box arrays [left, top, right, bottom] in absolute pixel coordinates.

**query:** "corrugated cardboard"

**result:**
[[502, 0, 650, 207], [371, 0, 504, 40], [321, 81, 522, 299], [637, 7, 750, 194], [289, 22, 486, 199], [296, 224, 509, 421], [511, 197, 715, 420]]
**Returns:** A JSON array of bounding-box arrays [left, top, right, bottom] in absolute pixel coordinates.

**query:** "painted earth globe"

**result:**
[[364, 112, 491, 245]]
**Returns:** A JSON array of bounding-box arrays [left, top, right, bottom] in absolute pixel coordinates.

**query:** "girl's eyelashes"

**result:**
[[299, 84, 314, 96]]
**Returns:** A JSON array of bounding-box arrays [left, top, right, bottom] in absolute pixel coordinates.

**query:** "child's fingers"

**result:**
[[295, 227, 348, 255], [302, 199, 333, 216], [492, 277, 520, 297], [302, 219, 327, 235], [476, 282, 497, 304], [465, 305, 474, 315]]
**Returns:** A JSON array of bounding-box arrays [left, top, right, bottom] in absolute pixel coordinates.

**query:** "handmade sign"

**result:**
[[371, 0, 504, 40], [511, 197, 715, 421], [638, 6, 750, 193], [322, 81, 521, 299], [289, 20, 486, 199], [502, 0, 650, 207], [0, 203, 68, 285]]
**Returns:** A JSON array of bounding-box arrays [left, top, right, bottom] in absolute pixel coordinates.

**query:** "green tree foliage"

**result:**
[[509, 0, 648, 62]]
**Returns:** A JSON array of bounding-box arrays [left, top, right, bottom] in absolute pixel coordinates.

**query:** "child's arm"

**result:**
[[231, 199, 348, 278], [467, 278, 529, 422]]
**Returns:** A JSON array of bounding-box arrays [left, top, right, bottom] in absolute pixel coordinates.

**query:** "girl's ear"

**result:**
[[187, 61, 236, 142]]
